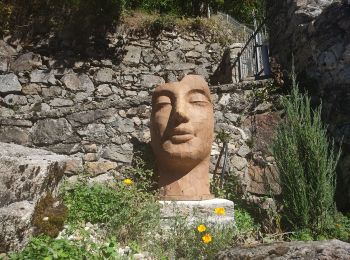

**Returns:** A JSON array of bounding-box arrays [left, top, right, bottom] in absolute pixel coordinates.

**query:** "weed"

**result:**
[[32, 193, 68, 238], [9, 235, 124, 260], [61, 180, 160, 243]]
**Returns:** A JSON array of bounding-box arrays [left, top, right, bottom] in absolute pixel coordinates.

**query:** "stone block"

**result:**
[[0, 142, 70, 252], [160, 198, 235, 227], [0, 73, 22, 93]]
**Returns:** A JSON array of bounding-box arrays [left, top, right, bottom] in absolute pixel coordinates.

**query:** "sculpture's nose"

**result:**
[[174, 99, 189, 124]]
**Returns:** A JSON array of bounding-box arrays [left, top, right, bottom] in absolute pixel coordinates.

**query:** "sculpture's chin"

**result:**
[[160, 139, 209, 162]]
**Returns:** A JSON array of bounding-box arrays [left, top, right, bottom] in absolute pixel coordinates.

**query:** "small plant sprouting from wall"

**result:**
[[32, 193, 68, 238]]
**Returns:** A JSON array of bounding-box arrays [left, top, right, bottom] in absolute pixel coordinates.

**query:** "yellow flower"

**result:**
[[202, 233, 212, 244], [335, 223, 341, 228], [214, 207, 225, 215], [123, 178, 133, 185], [197, 224, 206, 233]]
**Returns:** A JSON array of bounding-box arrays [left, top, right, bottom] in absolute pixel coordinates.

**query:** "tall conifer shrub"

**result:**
[[272, 73, 341, 235]]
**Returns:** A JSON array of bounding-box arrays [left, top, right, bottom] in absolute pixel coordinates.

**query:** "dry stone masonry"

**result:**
[[0, 28, 279, 195], [0, 27, 280, 253]]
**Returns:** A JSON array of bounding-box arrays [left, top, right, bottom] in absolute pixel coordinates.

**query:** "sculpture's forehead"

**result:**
[[153, 76, 211, 98]]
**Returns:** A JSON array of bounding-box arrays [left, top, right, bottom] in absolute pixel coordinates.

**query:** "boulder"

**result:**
[[0, 142, 68, 252], [217, 239, 350, 259]]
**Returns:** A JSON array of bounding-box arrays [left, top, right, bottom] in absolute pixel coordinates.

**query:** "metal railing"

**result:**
[[231, 17, 270, 82]]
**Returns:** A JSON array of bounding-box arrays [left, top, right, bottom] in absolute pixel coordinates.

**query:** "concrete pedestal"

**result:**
[[159, 198, 235, 227]]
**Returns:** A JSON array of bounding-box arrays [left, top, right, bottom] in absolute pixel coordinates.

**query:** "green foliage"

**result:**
[[147, 216, 234, 259], [234, 208, 259, 233], [290, 229, 314, 241], [272, 74, 341, 236], [0, 0, 123, 39], [9, 235, 123, 260], [61, 180, 160, 242], [32, 193, 68, 238], [127, 155, 157, 192], [223, 0, 265, 26]]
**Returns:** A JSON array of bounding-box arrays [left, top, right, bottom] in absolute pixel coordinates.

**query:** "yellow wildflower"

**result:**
[[202, 233, 212, 244], [123, 178, 133, 185], [197, 224, 206, 233], [214, 207, 225, 215]]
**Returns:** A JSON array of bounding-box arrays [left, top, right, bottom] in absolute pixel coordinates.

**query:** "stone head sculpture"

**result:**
[[150, 75, 214, 200]]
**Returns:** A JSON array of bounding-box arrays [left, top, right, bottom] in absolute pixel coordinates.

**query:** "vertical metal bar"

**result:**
[[220, 142, 228, 189]]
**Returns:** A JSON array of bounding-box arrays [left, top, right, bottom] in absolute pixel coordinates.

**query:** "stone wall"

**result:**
[[0, 28, 279, 202], [267, 0, 350, 211]]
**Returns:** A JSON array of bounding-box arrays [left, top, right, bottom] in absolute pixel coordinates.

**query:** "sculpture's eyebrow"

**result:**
[[152, 89, 175, 103], [188, 88, 212, 103]]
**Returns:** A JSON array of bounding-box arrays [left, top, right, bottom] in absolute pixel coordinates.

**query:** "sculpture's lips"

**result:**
[[169, 128, 194, 143]]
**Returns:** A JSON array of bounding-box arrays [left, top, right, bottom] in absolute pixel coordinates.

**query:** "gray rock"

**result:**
[[0, 142, 67, 206], [88, 172, 115, 185], [142, 49, 155, 63], [165, 63, 196, 71], [3, 94, 27, 106], [61, 73, 94, 92], [140, 74, 165, 89], [0, 201, 34, 253], [0, 40, 16, 56], [42, 86, 62, 97], [0, 56, 9, 72], [0, 126, 31, 145], [49, 98, 74, 107], [78, 74, 94, 93], [179, 40, 194, 51], [61, 73, 81, 91], [85, 159, 118, 177], [238, 144, 251, 157], [30, 69, 56, 84], [0, 73, 22, 93], [185, 51, 201, 58], [94, 68, 115, 83], [96, 84, 113, 96], [77, 123, 107, 141], [167, 49, 186, 63], [231, 155, 248, 171], [0, 142, 68, 252], [11, 52, 42, 72], [31, 118, 74, 145], [160, 198, 235, 227], [102, 143, 133, 163], [22, 83, 42, 95], [123, 45, 142, 65], [217, 239, 350, 260]]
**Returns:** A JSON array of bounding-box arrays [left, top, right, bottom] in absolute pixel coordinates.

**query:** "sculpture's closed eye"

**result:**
[[189, 92, 209, 105]]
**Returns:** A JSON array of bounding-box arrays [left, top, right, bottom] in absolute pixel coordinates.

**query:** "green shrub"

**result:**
[[9, 235, 122, 260], [272, 74, 341, 236], [146, 216, 234, 259], [62, 180, 160, 242], [1, 0, 123, 39], [234, 208, 259, 233]]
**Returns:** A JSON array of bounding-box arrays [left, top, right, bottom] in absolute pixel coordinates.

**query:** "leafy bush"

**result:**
[[62, 180, 160, 242], [0, 0, 123, 39], [9, 235, 122, 260], [235, 208, 259, 233], [272, 74, 341, 236]]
